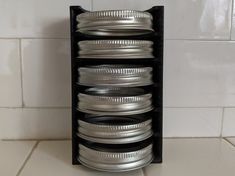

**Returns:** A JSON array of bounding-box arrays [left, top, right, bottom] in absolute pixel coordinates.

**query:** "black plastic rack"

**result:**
[[70, 6, 164, 165]]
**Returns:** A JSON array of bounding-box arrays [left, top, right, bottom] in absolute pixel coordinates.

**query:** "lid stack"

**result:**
[[75, 9, 155, 172]]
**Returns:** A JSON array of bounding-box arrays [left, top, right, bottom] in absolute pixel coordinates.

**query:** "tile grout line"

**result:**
[[1, 106, 235, 109], [230, 0, 234, 40], [1, 137, 223, 141], [220, 108, 225, 137], [223, 138, 235, 147], [3, 138, 71, 141], [16, 141, 39, 176], [0, 106, 232, 109], [0, 107, 71, 109], [0, 38, 234, 42], [18, 39, 25, 107], [91, 0, 94, 11], [165, 38, 233, 41], [142, 168, 148, 176], [164, 106, 227, 108], [0, 37, 70, 40]]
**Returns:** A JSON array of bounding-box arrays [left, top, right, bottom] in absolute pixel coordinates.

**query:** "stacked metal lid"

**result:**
[[78, 115, 152, 144], [78, 88, 153, 115], [78, 40, 154, 58], [77, 10, 153, 36], [78, 65, 153, 87], [79, 143, 153, 172], [76, 10, 154, 172]]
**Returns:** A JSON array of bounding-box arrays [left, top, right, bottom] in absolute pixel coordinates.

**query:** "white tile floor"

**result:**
[[1, 138, 235, 176]]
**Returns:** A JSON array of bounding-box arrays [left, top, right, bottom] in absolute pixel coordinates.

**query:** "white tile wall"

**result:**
[[22, 39, 71, 107], [0, 39, 22, 107], [0, 108, 71, 139], [0, 0, 235, 139], [164, 108, 223, 137], [93, 0, 232, 40], [0, 0, 91, 38], [222, 108, 235, 137], [164, 40, 235, 107]]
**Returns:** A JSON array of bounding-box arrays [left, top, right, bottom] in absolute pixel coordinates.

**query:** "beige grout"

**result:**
[[18, 39, 25, 107], [165, 38, 233, 42], [223, 138, 235, 147], [0, 37, 234, 41], [2, 138, 71, 142], [142, 168, 148, 176], [220, 108, 225, 137], [0, 106, 233, 109], [230, 0, 234, 40], [1, 137, 224, 141], [0, 107, 71, 109], [164, 106, 230, 108], [91, 0, 94, 11], [164, 136, 223, 139], [0, 37, 69, 40], [16, 141, 39, 176]]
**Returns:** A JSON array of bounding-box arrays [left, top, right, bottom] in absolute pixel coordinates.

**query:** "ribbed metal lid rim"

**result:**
[[77, 10, 152, 20], [79, 66, 152, 75], [78, 118, 152, 131], [79, 143, 152, 159], [78, 40, 153, 47]]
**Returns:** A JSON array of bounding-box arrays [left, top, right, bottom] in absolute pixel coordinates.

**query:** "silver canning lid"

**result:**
[[78, 118, 152, 131], [78, 65, 153, 87], [78, 143, 153, 172], [77, 117, 152, 144], [76, 10, 153, 36], [78, 154, 153, 172], [78, 125, 152, 138], [77, 130, 152, 144], [78, 88, 153, 115], [79, 143, 152, 161], [78, 100, 152, 112], [77, 106, 153, 116], [78, 40, 154, 59], [78, 88, 152, 103]]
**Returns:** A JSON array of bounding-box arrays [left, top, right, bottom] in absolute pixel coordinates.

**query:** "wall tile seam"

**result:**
[[164, 107, 231, 109], [230, 0, 234, 39], [0, 38, 70, 40], [0, 38, 234, 41], [0, 107, 71, 109], [220, 108, 225, 137], [0, 107, 234, 109], [0, 38, 234, 40], [91, 0, 94, 11], [0, 38, 234, 43], [19, 39, 24, 107]]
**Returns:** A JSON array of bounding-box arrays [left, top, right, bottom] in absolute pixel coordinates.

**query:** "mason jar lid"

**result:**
[[78, 143, 153, 172], [76, 10, 153, 36], [78, 40, 154, 58], [78, 88, 152, 104], [77, 115, 152, 144], [78, 65, 153, 87], [77, 88, 153, 115]]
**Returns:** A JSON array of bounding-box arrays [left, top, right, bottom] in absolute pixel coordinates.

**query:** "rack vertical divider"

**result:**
[[70, 6, 164, 165]]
